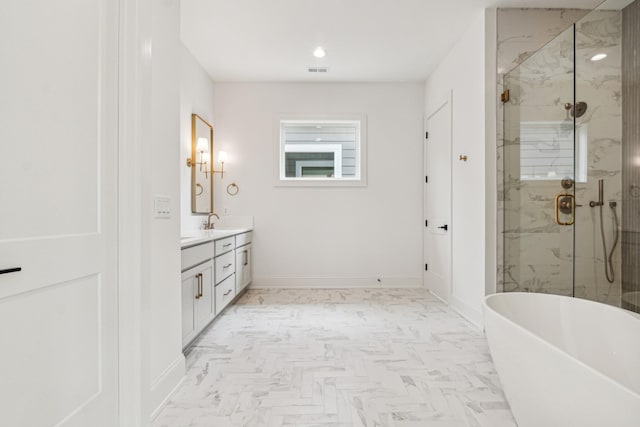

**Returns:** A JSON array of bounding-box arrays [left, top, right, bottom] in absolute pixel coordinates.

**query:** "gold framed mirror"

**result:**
[[190, 114, 213, 213]]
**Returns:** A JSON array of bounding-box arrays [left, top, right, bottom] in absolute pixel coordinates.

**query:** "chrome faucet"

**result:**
[[204, 212, 220, 230]]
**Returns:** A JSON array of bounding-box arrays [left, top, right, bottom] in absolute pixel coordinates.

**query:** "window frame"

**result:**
[[518, 121, 588, 183], [274, 114, 367, 187]]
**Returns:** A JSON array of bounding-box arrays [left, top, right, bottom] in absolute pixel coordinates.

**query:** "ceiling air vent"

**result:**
[[308, 67, 329, 73]]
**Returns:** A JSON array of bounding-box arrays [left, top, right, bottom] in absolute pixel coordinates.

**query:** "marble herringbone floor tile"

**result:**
[[154, 288, 516, 427]]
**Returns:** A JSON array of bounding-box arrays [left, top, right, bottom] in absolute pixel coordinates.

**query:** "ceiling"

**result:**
[[180, 0, 604, 83]]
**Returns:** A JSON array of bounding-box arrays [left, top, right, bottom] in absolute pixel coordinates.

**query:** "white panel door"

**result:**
[[0, 1, 119, 426], [424, 96, 452, 302]]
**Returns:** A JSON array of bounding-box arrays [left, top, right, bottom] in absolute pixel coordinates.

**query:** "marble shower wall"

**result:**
[[497, 8, 623, 306]]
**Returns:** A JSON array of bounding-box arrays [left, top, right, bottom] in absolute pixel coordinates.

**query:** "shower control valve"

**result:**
[[561, 178, 574, 189]]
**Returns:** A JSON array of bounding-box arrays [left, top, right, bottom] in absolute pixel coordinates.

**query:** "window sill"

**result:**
[[274, 178, 367, 188]]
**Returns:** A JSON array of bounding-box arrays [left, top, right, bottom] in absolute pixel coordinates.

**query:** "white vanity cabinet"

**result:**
[[235, 232, 252, 293], [180, 242, 215, 348], [180, 228, 252, 350]]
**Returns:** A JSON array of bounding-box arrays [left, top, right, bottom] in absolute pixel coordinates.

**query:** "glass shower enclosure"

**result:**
[[503, 0, 640, 314]]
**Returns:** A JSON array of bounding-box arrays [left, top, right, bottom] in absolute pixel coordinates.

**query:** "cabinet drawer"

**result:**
[[215, 274, 236, 314], [215, 236, 235, 256], [215, 250, 235, 284], [181, 242, 214, 271], [235, 231, 252, 248]]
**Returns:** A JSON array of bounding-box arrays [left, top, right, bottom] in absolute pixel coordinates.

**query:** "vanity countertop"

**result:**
[[180, 228, 252, 249]]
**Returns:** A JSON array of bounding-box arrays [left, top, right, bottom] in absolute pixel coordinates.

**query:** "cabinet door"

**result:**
[[196, 260, 215, 328], [236, 244, 252, 292], [181, 268, 198, 348], [243, 245, 252, 288], [235, 249, 244, 293]]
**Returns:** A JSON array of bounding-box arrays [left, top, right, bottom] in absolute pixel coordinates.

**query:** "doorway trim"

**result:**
[[423, 91, 454, 303], [117, 0, 150, 424]]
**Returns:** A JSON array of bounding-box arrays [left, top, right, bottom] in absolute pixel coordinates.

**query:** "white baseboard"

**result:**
[[251, 276, 423, 289], [149, 354, 186, 421], [450, 295, 483, 329], [428, 290, 448, 304]]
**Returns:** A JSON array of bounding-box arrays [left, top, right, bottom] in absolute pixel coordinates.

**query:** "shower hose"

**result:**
[[600, 202, 619, 284]]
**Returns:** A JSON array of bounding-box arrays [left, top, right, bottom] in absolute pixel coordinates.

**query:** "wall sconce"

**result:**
[[187, 137, 211, 177], [211, 151, 227, 179]]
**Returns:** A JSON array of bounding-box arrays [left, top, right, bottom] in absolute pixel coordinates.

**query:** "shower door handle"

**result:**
[[554, 194, 575, 226]]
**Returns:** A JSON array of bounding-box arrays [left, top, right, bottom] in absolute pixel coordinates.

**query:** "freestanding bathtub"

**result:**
[[483, 292, 640, 427]]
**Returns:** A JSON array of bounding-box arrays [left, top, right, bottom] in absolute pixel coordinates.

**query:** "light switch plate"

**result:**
[[154, 196, 171, 219]]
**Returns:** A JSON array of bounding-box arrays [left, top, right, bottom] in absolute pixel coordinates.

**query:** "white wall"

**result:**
[[211, 83, 424, 288], [424, 10, 497, 325], [147, 0, 185, 418], [180, 45, 216, 232]]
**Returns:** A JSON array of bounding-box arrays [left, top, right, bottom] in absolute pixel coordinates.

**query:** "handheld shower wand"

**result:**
[[589, 179, 619, 284]]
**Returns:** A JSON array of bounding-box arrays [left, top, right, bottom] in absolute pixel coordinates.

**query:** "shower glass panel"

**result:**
[[503, 26, 576, 297], [503, 0, 636, 312]]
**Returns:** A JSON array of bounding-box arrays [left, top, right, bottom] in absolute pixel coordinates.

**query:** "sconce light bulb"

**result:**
[[196, 137, 209, 153], [218, 151, 228, 164], [313, 47, 326, 58]]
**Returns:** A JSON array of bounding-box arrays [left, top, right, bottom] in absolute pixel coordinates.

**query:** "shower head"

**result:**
[[564, 102, 588, 118]]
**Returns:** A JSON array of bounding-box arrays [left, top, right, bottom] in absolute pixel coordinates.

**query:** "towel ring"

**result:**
[[226, 182, 239, 196]]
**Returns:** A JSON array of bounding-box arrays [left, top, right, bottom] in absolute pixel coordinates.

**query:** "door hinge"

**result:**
[[501, 89, 510, 103], [425, 264, 428, 271], [425, 131, 429, 139], [425, 176, 428, 183], [425, 219, 428, 227]]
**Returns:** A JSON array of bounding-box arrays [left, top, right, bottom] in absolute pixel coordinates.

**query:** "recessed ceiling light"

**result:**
[[590, 53, 607, 61], [313, 47, 326, 58]]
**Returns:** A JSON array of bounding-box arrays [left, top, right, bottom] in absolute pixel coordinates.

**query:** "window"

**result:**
[[276, 116, 366, 186], [519, 121, 587, 183]]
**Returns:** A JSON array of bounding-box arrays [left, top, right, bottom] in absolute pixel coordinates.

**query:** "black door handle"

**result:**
[[437, 225, 448, 231], [0, 267, 22, 275]]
